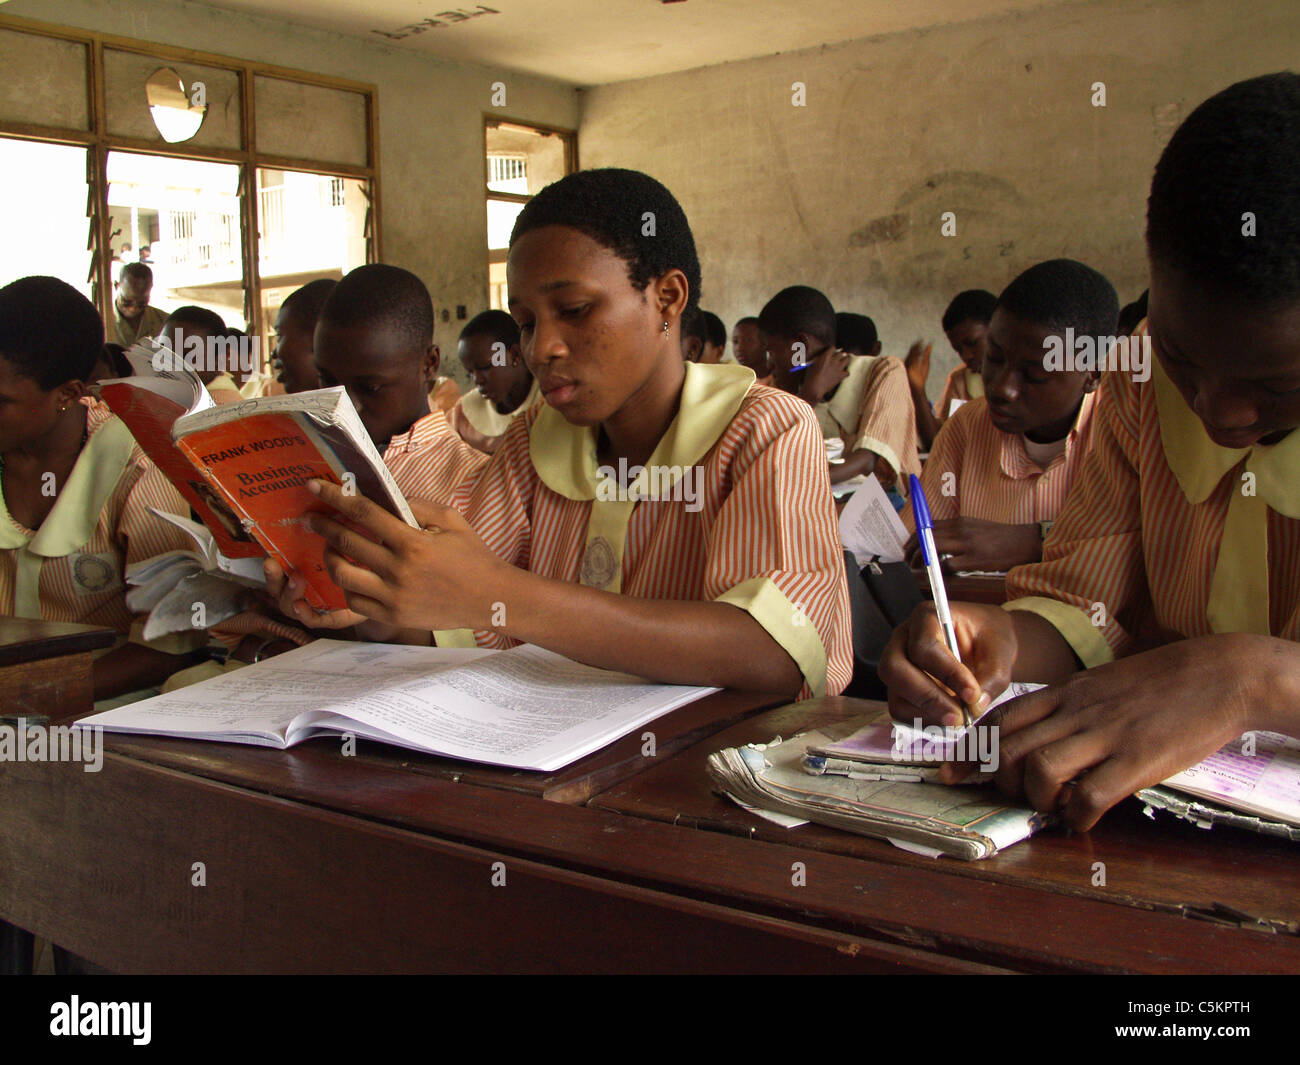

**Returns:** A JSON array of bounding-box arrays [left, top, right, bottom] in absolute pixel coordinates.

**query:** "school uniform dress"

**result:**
[[427, 376, 462, 416], [112, 305, 168, 348], [1004, 347, 1300, 666], [206, 372, 243, 405], [935, 365, 985, 422], [437, 362, 853, 699], [0, 399, 204, 657], [817, 355, 920, 491], [382, 407, 491, 503], [449, 380, 541, 455], [899, 393, 1097, 531]]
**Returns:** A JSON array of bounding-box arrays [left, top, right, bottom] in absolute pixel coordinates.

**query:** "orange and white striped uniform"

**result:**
[[817, 355, 920, 490], [900, 393, 1097, 532], [444, 362, 853, 699], [1005, 343, 1300, 665], [936, 365, 985, 422], [0, 398, 202, 653], [383, 407, 490, 504]]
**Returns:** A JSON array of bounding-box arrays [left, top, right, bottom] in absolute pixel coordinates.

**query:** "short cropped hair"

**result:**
[[319, 264, 433, 352], [118, 261, 153, 286], [0, 276, 104, 389], [734, 315, 759, 329], [835, 312, 878, 354], [510, 168, 702, 318], [681, 308, 708, 343], [163, 305, 226, 336], [757, 286, 836, 346], [699, 310, 726, 348], [281, 278, 338, 329], [941, 289, 998, 333], [996, 259, 1119, 341], [460, 308, 520, 348], [1147, 72, 1300, 304]]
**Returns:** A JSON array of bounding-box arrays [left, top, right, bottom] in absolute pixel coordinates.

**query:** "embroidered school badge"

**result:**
[[71, 553, 118, 595], [580, 536, 617, 589]]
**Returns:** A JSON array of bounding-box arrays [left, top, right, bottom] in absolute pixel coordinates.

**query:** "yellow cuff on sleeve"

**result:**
[[1003, 595, 1114, 668], [433, 628, 479, 649], [854, 434, 903, 480], [716, 576, 829, 698]]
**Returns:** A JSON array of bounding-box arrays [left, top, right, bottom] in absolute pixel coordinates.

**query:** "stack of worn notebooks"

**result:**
[[708, 687, 1300, 860]]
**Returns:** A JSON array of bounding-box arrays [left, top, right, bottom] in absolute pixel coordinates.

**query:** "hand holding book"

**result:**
[[268, 478, 512, 633]]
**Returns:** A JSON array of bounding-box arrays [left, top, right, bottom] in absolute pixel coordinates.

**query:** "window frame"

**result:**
[[0, 12, 381, 340]]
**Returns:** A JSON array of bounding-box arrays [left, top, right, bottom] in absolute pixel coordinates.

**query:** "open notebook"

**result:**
[[77, 639, 717, 772]]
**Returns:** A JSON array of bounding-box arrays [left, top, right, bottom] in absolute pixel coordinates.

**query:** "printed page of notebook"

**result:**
[[1162, 731, 1300, 826], [889, 681, 1045, 755]]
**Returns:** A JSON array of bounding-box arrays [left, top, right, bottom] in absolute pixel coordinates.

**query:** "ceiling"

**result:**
[[193, 0, 1081, 87]]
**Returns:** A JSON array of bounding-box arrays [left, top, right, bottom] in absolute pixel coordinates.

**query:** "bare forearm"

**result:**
[[495, 568, 804, 695], [1007, 610, 1082, 685], [911, 383, 941, 450], [829, 447, 879, 484], [1252, 635, 1300, 736]]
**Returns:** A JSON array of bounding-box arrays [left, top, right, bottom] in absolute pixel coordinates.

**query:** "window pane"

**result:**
[[0, 30, 89, 131], [0, 138, 92, 297], [485, 124, 569, 195], [256, 168, 369, 358], [487, 198, 525, 253], [104, 50, 242, 150], [107, 151, 245, 329], [255, 77, 368, 167]]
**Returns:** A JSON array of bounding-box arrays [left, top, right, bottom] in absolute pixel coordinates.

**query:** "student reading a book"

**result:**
[[268, 168, 852, 698], [905, 289, 998, 450], [449, 309, 538, 455], [0, 276, 205, 700], [898, 260, 1110, 573], [270, 278, 336, 395], [879, 73, 1300, 830], [760, 286, 919, 494], [313, 263, 489, 502], [160, 306, 242, 404]]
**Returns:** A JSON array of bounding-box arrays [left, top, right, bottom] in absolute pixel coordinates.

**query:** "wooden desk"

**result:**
[[591, 698, 1300, 971], [0, 617, 116, 722], [5, 686, 1299, 972]]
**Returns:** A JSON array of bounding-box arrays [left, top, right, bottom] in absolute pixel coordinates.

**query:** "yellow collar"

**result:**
[[1153, 356, 1300, 518], [824, 354, 876, 435], [530, 362, 756, 501]]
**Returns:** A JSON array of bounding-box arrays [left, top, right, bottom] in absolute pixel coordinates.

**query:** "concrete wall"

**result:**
[[2, 0, 580, 375], [578, 0, 1300, 381]]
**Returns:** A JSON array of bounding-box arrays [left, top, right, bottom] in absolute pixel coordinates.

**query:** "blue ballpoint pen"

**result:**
[[909, 474, 969, 724]]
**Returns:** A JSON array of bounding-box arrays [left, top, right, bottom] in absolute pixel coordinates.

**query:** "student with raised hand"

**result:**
[[761, 288, 919, 494], [880, 73, 1300, 831], [270, 277, 336, 395], [906, 288, 998, 449], [0, 277, 205, 700], [899, 260, 1109, 574], [268, 168, 851, 699], [449, 309, 538, 455]]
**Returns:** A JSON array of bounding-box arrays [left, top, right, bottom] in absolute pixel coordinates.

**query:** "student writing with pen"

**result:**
[[880, 74, 1300, 831]]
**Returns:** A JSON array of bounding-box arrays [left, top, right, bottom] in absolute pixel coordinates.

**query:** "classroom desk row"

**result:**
[[1, 617, 1297, 974]]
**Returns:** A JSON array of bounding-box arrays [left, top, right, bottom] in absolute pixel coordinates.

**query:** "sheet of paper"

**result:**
[[946, 398, 967, 417], [889, 681, 1045, 754], [838, 474, 908, 564], [79, 639, 717, 772], [1162, 731, 1300, 826]]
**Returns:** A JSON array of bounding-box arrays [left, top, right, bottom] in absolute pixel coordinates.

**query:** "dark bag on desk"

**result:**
[[861, 558, 923, 628], [842, 554, 924, 699]]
